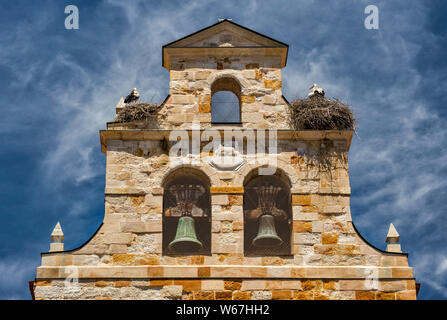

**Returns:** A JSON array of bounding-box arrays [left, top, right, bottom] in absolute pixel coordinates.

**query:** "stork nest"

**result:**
[[115, 102, 161, 122], [289, 96, 356, 130]]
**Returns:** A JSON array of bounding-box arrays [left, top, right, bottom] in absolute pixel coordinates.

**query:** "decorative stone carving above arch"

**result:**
[[208, 145, 245, 171]]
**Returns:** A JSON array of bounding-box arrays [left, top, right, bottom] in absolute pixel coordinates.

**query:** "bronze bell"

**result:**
[[252, 214, 283, 248], [168, 216, 203, 253], [251, 184, 283, 248], [166, 184, 205, 253]]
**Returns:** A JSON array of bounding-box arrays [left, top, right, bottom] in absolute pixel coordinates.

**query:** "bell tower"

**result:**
[[33, 20, 417, 300]]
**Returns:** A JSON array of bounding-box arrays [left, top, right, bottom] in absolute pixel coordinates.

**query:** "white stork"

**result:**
[[124, 88, 140, 104], [308, 83, 325, 98]]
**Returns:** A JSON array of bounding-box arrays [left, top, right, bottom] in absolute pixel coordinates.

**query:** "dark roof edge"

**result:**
[[351, 221, 409, 257], [281, 95, 291, 106], [162, 19, 289, 68], [40, 222, 104, 256], [162, 19, 289, 49]]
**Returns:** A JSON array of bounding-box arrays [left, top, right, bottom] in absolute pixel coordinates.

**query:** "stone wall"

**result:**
[[114, 63, 290, 130], [34, 136, 417, 300], [34, 278, 416, 300], [33, 20, 416, 301]]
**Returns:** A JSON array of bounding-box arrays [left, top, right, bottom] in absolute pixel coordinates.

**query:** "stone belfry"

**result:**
[[32, 20, 417, 300]]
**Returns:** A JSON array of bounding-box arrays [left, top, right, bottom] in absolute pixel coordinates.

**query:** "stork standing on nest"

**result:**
[[124, 88, 140, 104], [308, 83, 325, 98]]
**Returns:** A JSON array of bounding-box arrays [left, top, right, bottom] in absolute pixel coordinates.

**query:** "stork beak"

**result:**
[[308, 85, 314, 90]]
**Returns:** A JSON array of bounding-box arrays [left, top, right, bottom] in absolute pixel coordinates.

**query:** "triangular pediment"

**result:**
[[164, 20, 288, 48], [162, 20, 288, 70]]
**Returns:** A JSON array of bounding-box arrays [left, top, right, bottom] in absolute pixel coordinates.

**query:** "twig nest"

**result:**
[[289, 96, 356, 130], [115, 102, 161, 122]]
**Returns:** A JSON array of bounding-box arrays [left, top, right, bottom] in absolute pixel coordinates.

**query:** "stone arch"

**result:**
[[161, 165, 212, 255], [242, 166, 292, 188], [159, 163, 220, 188], [205, 71, 250, 95], [211, 76, 242, 98], [210, 76, 242, 123], [242, 165, 293, 256], [234, 160, 298, 188]]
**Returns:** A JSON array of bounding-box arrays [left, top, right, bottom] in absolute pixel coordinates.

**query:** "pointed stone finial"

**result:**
[[115, 96, 125, 115], [385, 223, 402, 253], [50, 222, 64, 252]]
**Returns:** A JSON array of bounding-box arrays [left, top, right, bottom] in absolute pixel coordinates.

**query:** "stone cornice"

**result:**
[[164, 47, 288, 70], [103, 188, 351, 196], [100, 129, 354, 154], [36, 265, 414, 280]]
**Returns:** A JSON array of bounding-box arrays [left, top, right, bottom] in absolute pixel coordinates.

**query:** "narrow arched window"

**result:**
[[162, 168, 211, 255], [211, 77, 241, 123], [243, 168, 292, 255]]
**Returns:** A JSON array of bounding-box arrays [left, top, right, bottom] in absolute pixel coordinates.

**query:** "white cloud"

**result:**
[[0, 257, 37, 300], [413, 254, 447, 298]]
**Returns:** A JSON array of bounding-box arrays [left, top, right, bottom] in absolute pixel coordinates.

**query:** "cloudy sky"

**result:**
[[1, 0, 446, 299]]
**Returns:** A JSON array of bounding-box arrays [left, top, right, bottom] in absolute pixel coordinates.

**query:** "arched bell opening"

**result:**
[[243, 168, 292, 256], [211, 76, 242, 124], [162, 168, 211, 255]]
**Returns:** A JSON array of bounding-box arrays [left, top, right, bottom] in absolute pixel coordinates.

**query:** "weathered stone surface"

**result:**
[[224, 280, 242, 291], [271, 290, 292, 300], [376, 292, 396, 300], [251, 290, 272, 300], [293, 222, 313, 233], [161, 285, 183, 299], [199, 103, 211, 113], [215, 290, 233, 300], [34, 22, 416, 301], [293, 291, 314, 300], [112, 254, 135, 265], [241, 95, 256, 103], [264, 80, 281, 89], [233, 291, 251, 300], [322, 233, 338, 245], [294, 233, 321, 245], [228, 195, 243, 205], [198, 267, 211, 277], [396, 290, 417, 300], [210, 187, 244, 194], [194, 291, 215, 300], [195, 70, 212, 80], [174, 280, 201, 291], [291, 195, 312, 206], [355, 291, 375, 300]]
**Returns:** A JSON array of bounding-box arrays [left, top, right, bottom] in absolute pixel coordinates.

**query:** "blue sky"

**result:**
[[0, 0, 446, 299]]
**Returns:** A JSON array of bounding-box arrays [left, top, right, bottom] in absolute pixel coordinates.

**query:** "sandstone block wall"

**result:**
[[33, 23, 416, 299], [34, 137, 416, 300], [112, 64, 290, 130]]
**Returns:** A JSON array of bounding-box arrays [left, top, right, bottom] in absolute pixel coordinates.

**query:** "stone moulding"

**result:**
[[35, 265, 414, 280], [104, 188, 146, 195], [100, 129, 354, 154], [210, 187, 244, 194]]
